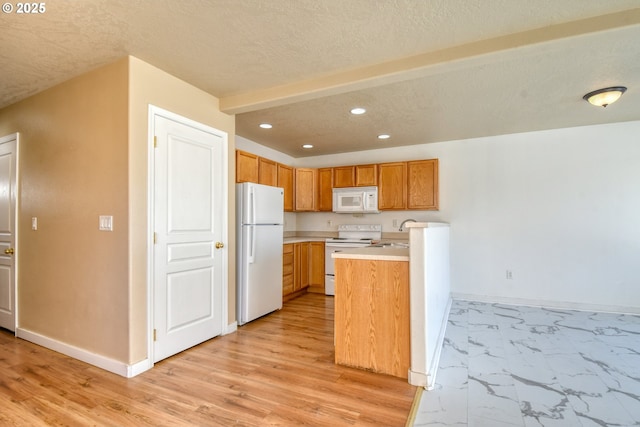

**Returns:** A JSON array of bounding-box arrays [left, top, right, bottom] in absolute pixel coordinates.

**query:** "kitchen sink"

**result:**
[[371, 242, 409, 248]]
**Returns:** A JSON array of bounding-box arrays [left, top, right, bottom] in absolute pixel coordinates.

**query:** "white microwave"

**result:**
[[332, 186, 380, 213]]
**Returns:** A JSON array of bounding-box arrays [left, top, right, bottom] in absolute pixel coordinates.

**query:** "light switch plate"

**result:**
[[32, 217, 38, 230], [99, 215, 113, 231]]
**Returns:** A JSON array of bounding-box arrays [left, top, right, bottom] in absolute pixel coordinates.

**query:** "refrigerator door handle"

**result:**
[[250, 187, 256, 225], [248, 226, 256, 264]]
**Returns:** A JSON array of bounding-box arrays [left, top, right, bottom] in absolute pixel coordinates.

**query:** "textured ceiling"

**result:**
[[1, 0, 639, 157]]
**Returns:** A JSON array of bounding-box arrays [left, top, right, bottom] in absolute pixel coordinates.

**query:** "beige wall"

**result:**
[[0, 59, 130, 361], [0, 56, 236, 367], [127, 57, 236, 362]]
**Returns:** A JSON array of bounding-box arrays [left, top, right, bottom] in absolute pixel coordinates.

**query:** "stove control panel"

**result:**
[[337, 224, 382, 233]]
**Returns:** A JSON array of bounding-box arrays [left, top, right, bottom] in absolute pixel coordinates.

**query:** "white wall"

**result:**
[[242, 121, 640, 312]]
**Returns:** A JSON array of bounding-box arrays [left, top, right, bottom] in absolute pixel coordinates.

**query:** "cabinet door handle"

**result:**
[[4, 248, 14, 255]]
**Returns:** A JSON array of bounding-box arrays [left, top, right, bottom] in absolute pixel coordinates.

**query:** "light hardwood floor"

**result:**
[[0, 293, 417, 426]]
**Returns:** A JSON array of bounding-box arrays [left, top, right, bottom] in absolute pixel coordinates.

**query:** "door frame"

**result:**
[[0, 132, 19, 333], [147, 106, 229, 365]]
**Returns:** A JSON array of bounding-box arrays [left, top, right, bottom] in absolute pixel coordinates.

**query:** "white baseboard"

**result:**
[[451, 293, 640, 315], [16, 328, 151, 378], [224, 321, 238, 335], [425, 297, 452, 391], [408, 369, 428, 388]]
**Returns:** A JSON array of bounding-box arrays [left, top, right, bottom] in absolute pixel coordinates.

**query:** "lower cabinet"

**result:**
[[297, 243, 309, 292], [282, 241, 325, 301], [282, 244, 294, 297], [334, 258, 410, 379], [308, 242, 325, 294]]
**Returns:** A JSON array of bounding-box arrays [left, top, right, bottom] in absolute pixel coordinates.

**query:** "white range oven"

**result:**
[[324, 224, 382, 295]]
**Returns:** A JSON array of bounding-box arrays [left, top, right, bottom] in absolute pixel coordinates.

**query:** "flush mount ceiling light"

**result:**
[[302, 144, 313, 149], [350, 107, 366, 115], [583, 86, 627, 107], [259, 123, 273, 129], [377, 134, 390, 140]]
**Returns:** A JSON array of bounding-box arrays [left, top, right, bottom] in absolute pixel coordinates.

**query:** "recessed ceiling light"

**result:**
[[302, 144, 314, 149], [377, 134, 391, 140], [259, 123, 273, 129], [350, 107, 366, 115]]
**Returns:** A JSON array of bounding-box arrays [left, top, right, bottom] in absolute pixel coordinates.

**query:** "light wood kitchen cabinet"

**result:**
[[283, 241, 312, 301], [308, 241, 325, 293], [258, 157, 277, 186], [333, 166, 355, 188], [407, 159, 439, 210], [282, 243, 294, 297], [237, 149, 439, 212], [277, 163, 294, 212], [283, 241, 325, 300], [355, 164, 377, 186], [236, 150, 259, 183], [294, 168, 318, 211], [378, 162, 407, 210], [333, 164, 377, 187], [318, 168, 333, 212], [297, 242, 310, 291], [334, 258, 410, 379]]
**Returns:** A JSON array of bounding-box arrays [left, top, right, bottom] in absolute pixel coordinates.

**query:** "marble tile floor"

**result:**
[[413, 300, 640, 426]]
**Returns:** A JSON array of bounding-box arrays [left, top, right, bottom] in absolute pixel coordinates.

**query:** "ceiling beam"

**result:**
[[220, 8, 640, 115]]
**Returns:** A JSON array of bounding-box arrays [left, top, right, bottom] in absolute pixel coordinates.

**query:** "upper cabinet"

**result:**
[[407, 159, 438, 210], [236, 149, 278, 186], [333, 166, 355, 188], [378, 162, 407, 210], [355, 164, 377, 187], [318, 168, 333, 212], [294, 168, 318, 211], [378, 160, 439, 210], [258, 157, 277, 186], [236, 150, 294, 211], [236, 150, 259, 183], [333, 164, 377, 187], [277, 163, 294, 212], [236, 150, 438, 212]]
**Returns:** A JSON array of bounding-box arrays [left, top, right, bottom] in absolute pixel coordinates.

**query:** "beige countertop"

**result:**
[[331, 246, 409, 262], [283, 236, 328, 244]]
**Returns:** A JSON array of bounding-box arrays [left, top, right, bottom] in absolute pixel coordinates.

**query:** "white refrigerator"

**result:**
[[236, 182, 284, 325]]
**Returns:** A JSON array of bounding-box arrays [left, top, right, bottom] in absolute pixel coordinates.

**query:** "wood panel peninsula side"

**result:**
[[331, 223, 450, 387], [332, 247, 411, 379]]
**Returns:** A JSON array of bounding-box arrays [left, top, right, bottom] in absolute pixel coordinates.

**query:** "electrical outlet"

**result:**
[[327, 220, 332, 227], [393, 219, 399, 228], [506, 270, 513, 280], [32, 217, 38, 230]]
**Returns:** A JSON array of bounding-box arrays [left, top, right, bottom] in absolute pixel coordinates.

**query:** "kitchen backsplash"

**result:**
[[293, 210, 445, 238]]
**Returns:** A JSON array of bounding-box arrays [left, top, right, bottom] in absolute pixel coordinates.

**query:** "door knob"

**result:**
[[215, 242, 224, 249], [4, 248, 14, 255]]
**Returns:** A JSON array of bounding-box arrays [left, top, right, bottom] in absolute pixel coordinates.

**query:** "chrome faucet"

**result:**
[[399, 219, 416, 231]]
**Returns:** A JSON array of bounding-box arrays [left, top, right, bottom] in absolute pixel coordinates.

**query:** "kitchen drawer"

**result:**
[[283, 274, 294, 295], [283, 260, 294, 275], [283, 251, 294, 262]]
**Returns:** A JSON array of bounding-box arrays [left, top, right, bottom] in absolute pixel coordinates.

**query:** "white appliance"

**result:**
[[332, 186, 379, 213], [236, 182, 284, 325], [324, 224, 382, 295]]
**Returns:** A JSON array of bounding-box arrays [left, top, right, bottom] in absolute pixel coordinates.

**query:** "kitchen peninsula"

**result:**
[[332, 222, 450, 388], [333, 246, 411, 378]]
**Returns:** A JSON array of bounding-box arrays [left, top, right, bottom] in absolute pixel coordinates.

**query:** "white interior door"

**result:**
[[0, 134, 18, 332], [152, 112, 226, 363]]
